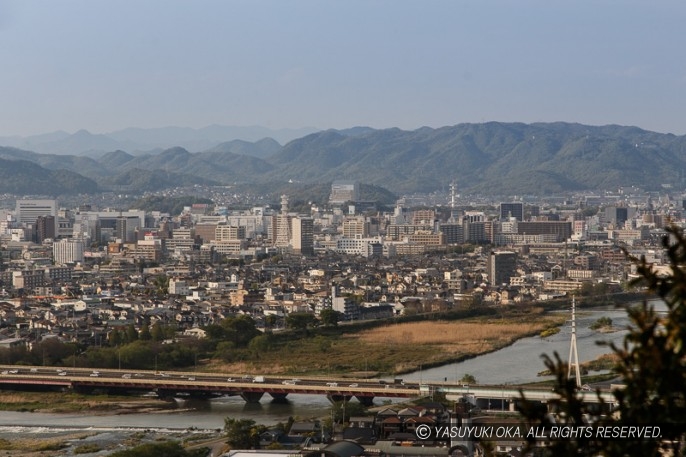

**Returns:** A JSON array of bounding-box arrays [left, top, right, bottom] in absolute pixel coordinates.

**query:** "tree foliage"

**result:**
[[520, 225, 686, 456], [224, 418, 266, 449], [286, 312, 318, 331], [319, 308, 341, 327]]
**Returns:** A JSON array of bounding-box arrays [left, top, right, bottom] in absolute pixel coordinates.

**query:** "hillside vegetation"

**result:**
[[2, 122, 685, 195]]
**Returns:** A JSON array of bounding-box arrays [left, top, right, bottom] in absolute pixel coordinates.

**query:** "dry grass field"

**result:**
[[217, 310, 566, 376]]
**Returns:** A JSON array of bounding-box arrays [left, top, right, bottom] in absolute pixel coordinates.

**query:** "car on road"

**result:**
[[90, 373, 100, 377], [121, 374, 132, 379], [226, 378, 235, 382], [8, 370, 18, 374], [326, 382, 338, 387], [282, 380, 296, 385], [58, 371, 67, 376], [348, 383, 359, 387]]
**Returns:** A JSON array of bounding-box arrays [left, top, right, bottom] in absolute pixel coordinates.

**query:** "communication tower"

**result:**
[[568, 296, 582, 387], [449, 179, 459, 222]]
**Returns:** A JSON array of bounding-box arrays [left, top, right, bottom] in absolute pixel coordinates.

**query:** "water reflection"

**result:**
[[402, 301, 664, 385], [0, 300, 665, 431]]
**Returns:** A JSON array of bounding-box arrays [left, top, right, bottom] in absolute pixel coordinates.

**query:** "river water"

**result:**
[[0, 300, 664, 433]]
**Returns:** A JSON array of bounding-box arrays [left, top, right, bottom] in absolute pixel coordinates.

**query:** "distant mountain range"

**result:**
[[2, 122, 686, 197], [0, 125, 317, 157]]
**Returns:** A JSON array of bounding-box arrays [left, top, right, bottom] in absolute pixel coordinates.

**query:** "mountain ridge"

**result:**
[[2, 122, 685, 196]]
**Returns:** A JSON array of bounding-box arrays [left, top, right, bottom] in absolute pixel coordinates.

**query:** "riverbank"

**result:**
[[0, 427, 222, 457], [209, 305, 567, 377], [0, 391, 177, 414]]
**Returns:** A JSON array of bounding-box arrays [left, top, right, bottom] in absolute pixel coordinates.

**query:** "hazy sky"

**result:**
[[0, 0, 684, 137]]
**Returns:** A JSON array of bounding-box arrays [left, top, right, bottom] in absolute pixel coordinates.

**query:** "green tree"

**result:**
[[249, 334, 274, 355], [285, 312, 317, 331], [214, 341, 236, 362], [203, 324, 226, 340], [151, 322, 163, 342], [153, 275, 169, 297], [459, 373, 477, 385], [224, 418, 266, 449], [264, 315, 277, 332], [319, 308, 341, 327], [108, 328, 123, 347], [139, 322, 152, 341], [520, 225, 686, 456], [222, 315, 260, 347], [119, 341, 156, 370], [125, 324, 138, 343]]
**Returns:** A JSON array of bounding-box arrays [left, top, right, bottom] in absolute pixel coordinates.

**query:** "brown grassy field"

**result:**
[[215, 310, 566, 376]]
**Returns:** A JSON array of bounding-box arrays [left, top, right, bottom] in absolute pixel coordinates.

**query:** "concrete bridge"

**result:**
[[426, 383, 617, 412], [0, 365, 617, 408], [0, 365, 418, 404]]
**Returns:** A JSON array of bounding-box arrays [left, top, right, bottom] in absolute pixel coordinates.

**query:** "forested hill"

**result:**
[[2, 122, 685, 195]]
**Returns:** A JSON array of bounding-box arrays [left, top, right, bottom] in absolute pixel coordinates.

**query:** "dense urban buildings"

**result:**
[[0, 184, 680, 356]]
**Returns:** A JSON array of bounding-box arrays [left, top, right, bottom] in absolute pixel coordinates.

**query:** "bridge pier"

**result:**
[[356, 395, 375, 407], [326, 394, 352, 404], [240, 391, 264, 403], [269, 392, 289, 401]]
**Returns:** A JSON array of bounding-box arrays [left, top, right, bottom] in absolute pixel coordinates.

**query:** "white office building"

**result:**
[[53, 238, 85, 265]]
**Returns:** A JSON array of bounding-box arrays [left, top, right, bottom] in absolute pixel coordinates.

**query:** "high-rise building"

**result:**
[[53, 238, 85, 265], [215, 225, 246, 241], [487, 250, 517, 286], [16, 199, 58, 235], [35, 215, 56, 243], [439, 223, 463, 244], [342, 216, 369, 238], [604, 206, 630, 228], [195, 223, 218, 243], [500, 202, 524, 221], [329, 181, 359, 204], [412, 209, 436, 227], [77, 210, 145, 242], [517, 221, 573, 241], [291, 217, 314, 256]]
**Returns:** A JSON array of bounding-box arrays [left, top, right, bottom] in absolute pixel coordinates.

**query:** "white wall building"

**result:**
[[53, 238, 85, 265]]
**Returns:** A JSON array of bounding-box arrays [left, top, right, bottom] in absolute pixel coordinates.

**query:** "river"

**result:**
[[0, 300, 664, 433]]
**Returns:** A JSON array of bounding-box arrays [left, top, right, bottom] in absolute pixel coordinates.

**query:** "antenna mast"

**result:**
[[449, 179, 458, 222], [568, 296, 581, 387]]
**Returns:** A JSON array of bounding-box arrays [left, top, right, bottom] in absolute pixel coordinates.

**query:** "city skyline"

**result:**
[[0, 1, 685, 137]]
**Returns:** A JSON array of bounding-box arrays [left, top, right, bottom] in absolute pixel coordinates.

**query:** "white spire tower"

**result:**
[[275, 194, 292, 248], [568, 296, 581, 387], [449, 179, 459, 222]]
